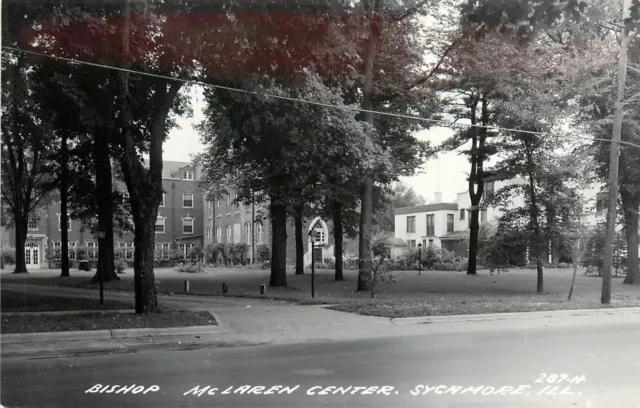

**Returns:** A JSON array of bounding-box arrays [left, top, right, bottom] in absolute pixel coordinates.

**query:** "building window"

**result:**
[[226, 225, 232, 243], [179, 243, 196, 259], [58, 214, 71, 232], [207, 227, 212, 239], [484, 181, 495, 201], [155, 242, 170, 260], [596, 192, 607, 213], [120, 242, 134, 260], [460, 209, 465, 220], [68, 241, 77, 259], [226, 194, 231, 214], [28, 214, 39, 230], [182, 193, 194, 208], [182, 171, 194, 180], [447, 214, 454, 232], [256, 223, 263, 244], [160, 193, 165, 207], [245, 222, 252, 244], [235, 193, 240, 212], [311, 222, 326, 244], [216, 226, 222, 243], [406, 216, 416, 233], [183, 217, 194, 234], [216, 200, 221, 216], [53, 241, 62, 259], [422, 239, 427, 247], [155, 216, 165, 233], [86, 241, 98, 260], [426, 214, 435, 236], [407, 239, 416, 248]]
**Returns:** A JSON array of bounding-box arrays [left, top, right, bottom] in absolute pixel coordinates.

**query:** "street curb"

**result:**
[[2, 330, 113, 343], [111, 325, 223, 338], [2, 309, 135, 317], [390, 307, 640, 325], [1, 325, 223, 343]]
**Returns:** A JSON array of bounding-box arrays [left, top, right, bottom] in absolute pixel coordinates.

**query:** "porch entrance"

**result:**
[[25, 241, 41, 269]]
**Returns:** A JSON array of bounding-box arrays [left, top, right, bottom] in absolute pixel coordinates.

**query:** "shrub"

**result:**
[[75, 246, 89, 261], [204, 244, 221, 265], [256, 244, 271, 263], [115, 258, 127, 274], [315, 262, 333, 269], [433, 261, 453, 271], [456, 260, 468, 272], [230, 243, 248, 265], [188, 245, 204, 261], [168, 248, 183, 261], [219, 243, 232, 265], [2, 247, 16, 265], [176, 263, 200, 273], [372, 237, 391, 259]]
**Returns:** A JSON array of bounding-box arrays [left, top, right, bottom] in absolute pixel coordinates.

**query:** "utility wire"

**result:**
[[3, 45, 640, 150]]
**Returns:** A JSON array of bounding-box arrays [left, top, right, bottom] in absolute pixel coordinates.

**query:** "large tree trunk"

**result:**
[[116, 0, 177, 312], [13, 214, 28, 274], [357, 0, 381, 292], [467, 208, 480, 274], [133, 214, 158, 313], [294, 204, 304, 275], [621, 191, 639, 284], [333, 201, 344, 281], [466, 95, 486, 275], [357, 178, 374, 291], [91, 130, 119, 283], [526, 155, 544, 294], [60, 132, 70, 277], [270, 198, 287, 287]]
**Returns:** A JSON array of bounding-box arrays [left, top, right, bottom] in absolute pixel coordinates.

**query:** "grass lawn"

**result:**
[[1, 289, 132, 312], [3, 265, 640, 317], [1, 310, 216, 334]]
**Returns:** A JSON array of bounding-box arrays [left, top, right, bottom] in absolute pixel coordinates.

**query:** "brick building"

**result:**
[[203, 187, 337, 266], [4, 161, 204, 269]]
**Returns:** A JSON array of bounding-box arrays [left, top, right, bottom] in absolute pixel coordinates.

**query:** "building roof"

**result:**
[[162, 161, 200, 180], [394, 203, 458, 215], [439, 230, 469, 241]]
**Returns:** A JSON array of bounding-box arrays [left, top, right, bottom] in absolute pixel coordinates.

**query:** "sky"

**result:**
[[163, 85, 471, 205]]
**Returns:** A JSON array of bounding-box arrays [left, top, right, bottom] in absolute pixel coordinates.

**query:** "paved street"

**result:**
[[3, 315, 640, 408]]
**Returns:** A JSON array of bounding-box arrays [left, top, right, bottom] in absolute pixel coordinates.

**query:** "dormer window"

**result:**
[[182, 171, 194, 180]]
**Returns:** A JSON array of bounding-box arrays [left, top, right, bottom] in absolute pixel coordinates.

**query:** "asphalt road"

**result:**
[[2, 318, 640, 408]]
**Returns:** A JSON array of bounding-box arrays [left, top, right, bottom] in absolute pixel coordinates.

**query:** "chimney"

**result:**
[[434, 192, 443, 203]]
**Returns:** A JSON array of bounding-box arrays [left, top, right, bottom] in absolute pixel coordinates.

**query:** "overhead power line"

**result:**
[[3, 45, 640, 150]]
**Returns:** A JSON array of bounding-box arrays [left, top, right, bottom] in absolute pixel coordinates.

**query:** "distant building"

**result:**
[[4, 160, 204, 269], [394, 182, 505, 257], [203, 186, 338, 266]]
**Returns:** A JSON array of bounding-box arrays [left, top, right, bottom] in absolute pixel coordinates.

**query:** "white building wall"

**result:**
[[395, 209, 457, 248]]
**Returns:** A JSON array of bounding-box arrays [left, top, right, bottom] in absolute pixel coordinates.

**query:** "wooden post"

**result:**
[[311, 240, 315, 298], [569, 238, 582, 301]]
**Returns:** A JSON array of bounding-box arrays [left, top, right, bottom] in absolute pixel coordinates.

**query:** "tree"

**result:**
[[1, 53, 59, 274], [574, 2, 640, 284], [372, 182, 425, 236], [197, 72, 367, 287], [115, 0, 192, 312]]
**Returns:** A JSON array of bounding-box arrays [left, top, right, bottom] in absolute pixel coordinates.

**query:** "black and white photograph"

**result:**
[[1, 0, 639, 406]]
